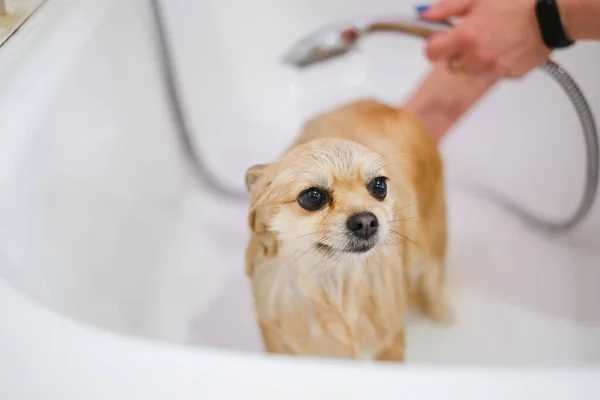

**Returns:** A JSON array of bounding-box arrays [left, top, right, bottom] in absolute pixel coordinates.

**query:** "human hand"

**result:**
[[420, 0, 552, 78]]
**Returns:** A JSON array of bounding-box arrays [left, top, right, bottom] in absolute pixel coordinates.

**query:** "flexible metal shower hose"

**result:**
[[538, 60, 599, 231], [148, 0, 248, 201], [148, 0, 599, 232], [468, 60, 599, 233]]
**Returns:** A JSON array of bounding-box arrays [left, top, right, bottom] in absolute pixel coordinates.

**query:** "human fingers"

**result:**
[[425, 27, 474, 63]]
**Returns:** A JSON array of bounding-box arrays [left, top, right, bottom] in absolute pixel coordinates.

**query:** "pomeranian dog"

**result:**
[[244, 99, 449, 361]]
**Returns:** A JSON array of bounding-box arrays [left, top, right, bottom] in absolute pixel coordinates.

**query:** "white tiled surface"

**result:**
[[1, 0, 600, 366]]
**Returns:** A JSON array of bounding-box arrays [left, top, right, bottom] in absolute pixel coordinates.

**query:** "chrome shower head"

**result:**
[[282, 17, 452, 68], [282, 21, 369, 68]]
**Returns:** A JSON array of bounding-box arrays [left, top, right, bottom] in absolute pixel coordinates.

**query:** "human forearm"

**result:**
[[559, 0, 600, 41], [404, 63, 499, 142]]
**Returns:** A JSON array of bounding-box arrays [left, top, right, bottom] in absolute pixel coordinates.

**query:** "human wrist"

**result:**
[[405, 64, 498, 142], [557, 0, 596, 41], [557, 0, 579, 40]]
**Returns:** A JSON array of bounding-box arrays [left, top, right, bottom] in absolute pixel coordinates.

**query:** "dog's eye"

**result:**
[[298, 187, 328, 211], [368, 177, 387, 201]]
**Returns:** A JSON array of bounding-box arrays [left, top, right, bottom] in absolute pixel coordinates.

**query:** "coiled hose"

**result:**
[[148, 0, 598, 232]]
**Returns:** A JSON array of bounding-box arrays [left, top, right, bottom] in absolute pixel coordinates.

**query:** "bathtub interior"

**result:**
[[1, 0, 600, 365]]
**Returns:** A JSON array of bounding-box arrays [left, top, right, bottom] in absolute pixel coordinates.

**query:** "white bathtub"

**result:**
[[1, 0, 600, 398]]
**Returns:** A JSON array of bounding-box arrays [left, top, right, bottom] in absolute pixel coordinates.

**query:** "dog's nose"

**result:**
[[347, 212, 379, 239]]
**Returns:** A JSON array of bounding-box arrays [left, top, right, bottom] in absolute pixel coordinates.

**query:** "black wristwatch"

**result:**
[[534, 0, 575, 49]]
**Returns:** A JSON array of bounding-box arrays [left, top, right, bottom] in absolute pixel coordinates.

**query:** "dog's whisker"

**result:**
[[308, 244, 337, 279], [388, 229, 422, 249], [307, 234, 354, 279], [388, 201, 428, 214], [272, 238, 325, 287], [387, 213, 437, 223], [278, 230, 324, 242]]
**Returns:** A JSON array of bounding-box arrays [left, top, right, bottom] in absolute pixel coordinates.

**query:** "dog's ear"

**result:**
[[245, 163, 270, 192]]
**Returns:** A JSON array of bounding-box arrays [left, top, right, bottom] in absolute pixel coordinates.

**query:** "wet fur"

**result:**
[[245, 99, 449, 361]]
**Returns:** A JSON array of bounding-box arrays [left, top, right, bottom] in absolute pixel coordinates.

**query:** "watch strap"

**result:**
[[535, 0, 575, 49]]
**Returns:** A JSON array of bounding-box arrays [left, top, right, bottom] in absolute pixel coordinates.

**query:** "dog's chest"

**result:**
[[252, 248, 406, 359]]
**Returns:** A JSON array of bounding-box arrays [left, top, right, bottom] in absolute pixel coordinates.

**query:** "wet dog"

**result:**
[[244, 99, 449, 361]]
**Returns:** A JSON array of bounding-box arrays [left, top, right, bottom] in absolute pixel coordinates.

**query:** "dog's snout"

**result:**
[[347, 212, 378, 239]]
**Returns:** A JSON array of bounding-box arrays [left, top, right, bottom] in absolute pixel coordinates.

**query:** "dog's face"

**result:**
[[246, 138, 395, 258]]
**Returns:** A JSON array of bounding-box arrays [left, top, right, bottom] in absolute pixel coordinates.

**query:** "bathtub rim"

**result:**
[[2, 276, 600, 399]]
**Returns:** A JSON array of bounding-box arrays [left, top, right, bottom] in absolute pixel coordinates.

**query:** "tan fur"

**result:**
[[245, 99, 450, 361]]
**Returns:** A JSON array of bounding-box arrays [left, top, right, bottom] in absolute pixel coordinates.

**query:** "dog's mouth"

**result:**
[[316, 238, 378, 254], [346, 241, 376, 253]]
